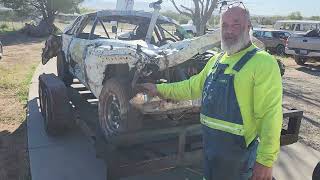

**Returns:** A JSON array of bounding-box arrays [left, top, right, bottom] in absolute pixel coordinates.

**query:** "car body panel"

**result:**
[[285, 30, 320, 58], [253, 29, 290, 51], [56, 9, 222, 100]]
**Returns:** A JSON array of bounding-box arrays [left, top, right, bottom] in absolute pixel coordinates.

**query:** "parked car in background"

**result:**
[[285, 29, 320, 65], [274, 20, 320, 34], [253, 28, 291, 55], [180, 22, 197, 35]]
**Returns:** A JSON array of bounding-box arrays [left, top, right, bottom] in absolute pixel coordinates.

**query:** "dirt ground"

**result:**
[[281, 58, 320, 151], [0, 32, 45, 180], [0, 30, 319, 179]]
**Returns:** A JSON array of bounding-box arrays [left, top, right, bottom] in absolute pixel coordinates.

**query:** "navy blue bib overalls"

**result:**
[[201, 48, 260, 180]]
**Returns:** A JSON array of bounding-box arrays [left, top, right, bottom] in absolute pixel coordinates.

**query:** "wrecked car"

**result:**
[[42, 2, 223, 138]]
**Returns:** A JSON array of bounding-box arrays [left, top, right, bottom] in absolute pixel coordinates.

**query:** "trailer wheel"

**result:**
[[98, 78, 142, 138], [313, 162, 320, 180], [39, 74, 72, 136], [294, 55, 307, 65], [57, 51, 73, 86]]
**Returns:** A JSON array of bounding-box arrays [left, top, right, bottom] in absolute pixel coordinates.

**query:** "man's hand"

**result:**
[[135, 83, 159, 97], [251, 162, 273, 180]]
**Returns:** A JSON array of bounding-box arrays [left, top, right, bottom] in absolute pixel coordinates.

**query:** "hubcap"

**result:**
[[106, 93, 121, 131]]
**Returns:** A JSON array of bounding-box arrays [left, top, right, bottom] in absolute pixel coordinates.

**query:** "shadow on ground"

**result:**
[[296, 63, 320, 77], [0, 32, 46, 46], [0, 120, 31, 180]]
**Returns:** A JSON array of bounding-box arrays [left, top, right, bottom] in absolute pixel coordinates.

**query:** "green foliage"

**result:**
[[0, 64, 36, 105], [17, 65, 36, 104], [0, 0, 84, 17], [208, 15, 220, 26], [161, 10, 191, 24], [50, 0, 84, 14], [1, 0, 35, 17], [287, 11, 303, 20], [0, 23, 16, 34], [78, 7, 96, 14], [250, 11, 314, 26], [251, 15, 287, 26], [309, 16, 320, 21], [0, 24, 9, 29]]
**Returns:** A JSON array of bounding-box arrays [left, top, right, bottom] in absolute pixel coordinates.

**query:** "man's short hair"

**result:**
[[220, 6, 252, 26]]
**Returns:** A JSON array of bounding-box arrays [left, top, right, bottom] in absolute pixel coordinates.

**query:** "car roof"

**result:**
[[84, 10, 180, 25], [253, 28, 291, 33], [275, 20, 320, 24]]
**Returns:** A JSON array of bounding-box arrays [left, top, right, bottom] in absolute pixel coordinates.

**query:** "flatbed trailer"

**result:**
[[38, 73, 303, 180]]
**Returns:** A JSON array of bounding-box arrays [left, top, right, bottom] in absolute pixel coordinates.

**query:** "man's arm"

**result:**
[[156, 55, 217, 101], [253, 54, 283, 168]]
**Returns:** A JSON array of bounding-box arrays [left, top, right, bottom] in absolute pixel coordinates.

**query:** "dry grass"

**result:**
[[0, 32, 44, 180], [0, 65, 36, 124]]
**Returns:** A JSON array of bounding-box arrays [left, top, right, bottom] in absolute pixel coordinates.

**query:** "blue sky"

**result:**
[[82, 0, 320, 17]]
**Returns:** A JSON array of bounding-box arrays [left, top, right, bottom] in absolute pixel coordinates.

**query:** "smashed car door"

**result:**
[[67, 15, 98, 86]]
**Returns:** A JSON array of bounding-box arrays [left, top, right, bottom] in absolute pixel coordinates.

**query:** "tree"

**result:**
[[1, 0, 83, 36], [161, 10, 191, 24], [309, 16, 320, 21], [287, 11, 303, 20], [170, 0, 219, 36]]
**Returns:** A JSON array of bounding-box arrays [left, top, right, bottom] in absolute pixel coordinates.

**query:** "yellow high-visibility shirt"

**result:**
[[156, 44, 283, 167]]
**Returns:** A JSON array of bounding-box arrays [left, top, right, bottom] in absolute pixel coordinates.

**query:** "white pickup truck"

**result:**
[[285, 29, 320, 65]]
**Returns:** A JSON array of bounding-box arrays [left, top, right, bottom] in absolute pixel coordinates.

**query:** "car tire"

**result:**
[[313, 162, 320, 180], [57, 51, 73, 86], [276, 44, 285, 56], [294, 55, 307, 65], [98, 78, 142, 139]]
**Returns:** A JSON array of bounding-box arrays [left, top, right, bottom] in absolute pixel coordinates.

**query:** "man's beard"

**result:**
[[221, 30, 251, 55]]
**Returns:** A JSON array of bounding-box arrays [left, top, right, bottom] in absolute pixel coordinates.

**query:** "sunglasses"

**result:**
[[219, 1, 247, 14]]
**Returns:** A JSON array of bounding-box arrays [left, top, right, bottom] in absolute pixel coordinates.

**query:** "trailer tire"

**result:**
[[39, 74, 72, 136], [98, 78, 142, 138], [57, 51, 73, 86]]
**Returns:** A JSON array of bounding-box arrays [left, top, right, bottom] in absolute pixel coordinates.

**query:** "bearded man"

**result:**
[[139, 3, 282, 180]]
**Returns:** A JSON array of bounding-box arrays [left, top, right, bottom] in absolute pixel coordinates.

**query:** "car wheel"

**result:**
[[98, 78, 142, 138], [57, 51, 73, 86], [294, 55, 307, 65], [276, 45, 285, 56]]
